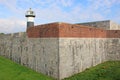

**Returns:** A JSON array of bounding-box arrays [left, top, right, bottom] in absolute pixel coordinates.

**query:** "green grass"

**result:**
[[0, 56, 120, 80], [64, 61, 120, 80], [0, 56, 54, 80]]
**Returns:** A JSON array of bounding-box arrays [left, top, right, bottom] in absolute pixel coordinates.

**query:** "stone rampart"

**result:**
[[77, 20, 120, 30], [0, 22, 120, 79], [0, 33, 59, 79]]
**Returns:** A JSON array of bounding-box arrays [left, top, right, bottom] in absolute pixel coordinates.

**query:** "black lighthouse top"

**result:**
[[25, 8, 35, 17]]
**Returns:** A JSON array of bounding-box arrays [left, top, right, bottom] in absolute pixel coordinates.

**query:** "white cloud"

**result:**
[[58, 0, 74, 7], [0, 0, 17, 11], [0, 18, 26, 33], [88, 0, 120, 10], [31, 0, 74, 7]]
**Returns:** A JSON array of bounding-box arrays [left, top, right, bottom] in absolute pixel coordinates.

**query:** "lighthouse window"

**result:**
[[27, 12, 29, 14], [30, 11, 33, 14]]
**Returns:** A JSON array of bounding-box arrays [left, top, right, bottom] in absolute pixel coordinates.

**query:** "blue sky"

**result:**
[[0, 0, 120, 33]]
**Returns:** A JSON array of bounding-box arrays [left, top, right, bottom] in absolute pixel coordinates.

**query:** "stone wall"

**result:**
[[59, 38, 107, 79], [0, 33, 120, 80], [59, 38, 120, 79], [77, 20, 110, 30], [0, 34, 59, 79], [77, 20, 120, 30], [106, 38, 120, 60], [0, 22, 120, 80], [110, 21, 120, 30]]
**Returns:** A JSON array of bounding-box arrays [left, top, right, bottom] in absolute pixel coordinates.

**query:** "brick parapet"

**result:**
[[27, 23, 59, 38], [106, 30, 120, 38], [27, 22, 120, 38]]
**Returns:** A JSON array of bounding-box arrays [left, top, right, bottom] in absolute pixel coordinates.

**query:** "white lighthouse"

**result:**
[[25, 8, 35, 28]]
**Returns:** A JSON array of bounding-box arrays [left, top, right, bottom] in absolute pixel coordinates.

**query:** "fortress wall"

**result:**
[[59, 38, 107, 79], [106, 38, 120, 60], [59, 38, 120, 79], [110, 21, 120, 30], [59, 23, 106, 38], [78, 20, 120, 30], [27, 23, 107, 38], [106, 30, 120, 38], [0, 22, 120, 79], [0, 34, 59, 79], [27, 23, 59, 38], [26, 22, 120, 38], [77, 20, 110, 30], [0, 34, 120, 79]]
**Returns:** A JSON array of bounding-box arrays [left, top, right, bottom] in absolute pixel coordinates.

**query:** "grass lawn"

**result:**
[[0, 56, 54, 80], [64, 61, 120, 80], [0, 56, 120, 80]]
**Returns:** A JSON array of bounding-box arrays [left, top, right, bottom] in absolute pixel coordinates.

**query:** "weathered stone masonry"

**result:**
[[0, 20, 120, 80], [0, 34, 59, 79]]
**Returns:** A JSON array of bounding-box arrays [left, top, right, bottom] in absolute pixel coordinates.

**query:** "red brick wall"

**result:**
[[106, 30, 120, 38], [27, 23, 59, 38], [59, 24, 106, 38], [27, 22, 120, 38]]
